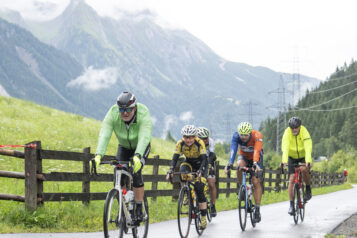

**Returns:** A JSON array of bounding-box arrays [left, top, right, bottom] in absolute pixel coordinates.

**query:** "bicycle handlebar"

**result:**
[[91, 157, 134, 176], [168, 171, 201, 184]]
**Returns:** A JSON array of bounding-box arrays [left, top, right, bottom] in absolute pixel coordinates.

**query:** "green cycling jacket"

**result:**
[[281, 125, 312, 163], [95, 103, 152, 157]]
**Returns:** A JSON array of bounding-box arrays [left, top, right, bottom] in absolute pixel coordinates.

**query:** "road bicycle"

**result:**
[[170, 171, 205, 238], [204, 182, 212, 223], [237, 166, 257, 231], [281, 162, 310, 224], [92, 159, 149, 238]]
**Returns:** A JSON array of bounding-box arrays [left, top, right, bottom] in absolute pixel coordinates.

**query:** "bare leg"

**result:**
[[208, 178, 216, 205], [288, 174, 295, 201], [133, 187, 144, 202], [252, 177, 262, 204]]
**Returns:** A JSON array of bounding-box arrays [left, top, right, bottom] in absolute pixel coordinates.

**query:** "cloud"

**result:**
[[0, 0, 69, 20], [151, 115, 157, 126], [0, 84, 10, 97], [161, 114, 177, 139], [179, 111, 193, 122], [67, 66, 118, 91]]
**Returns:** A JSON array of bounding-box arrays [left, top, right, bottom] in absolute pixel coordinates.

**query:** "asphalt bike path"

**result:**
[[1, 185, 356, 238]]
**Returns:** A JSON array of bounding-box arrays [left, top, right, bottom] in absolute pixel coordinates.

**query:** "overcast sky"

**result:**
[[1, 0, 357, 80]]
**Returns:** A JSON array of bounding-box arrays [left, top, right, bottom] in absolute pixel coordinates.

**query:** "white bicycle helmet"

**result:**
[[181, 125, 197, 136]]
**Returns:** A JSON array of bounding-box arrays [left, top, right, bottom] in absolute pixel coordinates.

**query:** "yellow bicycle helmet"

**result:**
[[237, 122, 252, 135]]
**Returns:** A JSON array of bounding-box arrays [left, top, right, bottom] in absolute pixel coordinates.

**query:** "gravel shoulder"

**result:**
[[330, 213, 357, 237]]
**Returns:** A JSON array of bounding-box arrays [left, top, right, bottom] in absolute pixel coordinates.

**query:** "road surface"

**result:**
[[1, 185, 356, 238]]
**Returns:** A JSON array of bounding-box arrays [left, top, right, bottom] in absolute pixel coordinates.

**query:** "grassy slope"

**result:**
[[0, 96, 352, 232]]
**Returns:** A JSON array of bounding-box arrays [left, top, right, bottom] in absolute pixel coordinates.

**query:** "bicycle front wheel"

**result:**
[[104, 189, 124, 238], [292, 184, 299, 224], [177, 186, 192, 238], [132, 195, 149, 238], [194, 190, 204, 236], [238, 185, 247, 231], [299, 185, 305, 222]]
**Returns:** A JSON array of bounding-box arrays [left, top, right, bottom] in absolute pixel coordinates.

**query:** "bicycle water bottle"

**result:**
[[247, 184, 252, 197], [126, 190, 134, 210]]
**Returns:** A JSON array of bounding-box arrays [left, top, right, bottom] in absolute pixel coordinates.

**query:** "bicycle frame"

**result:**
[[113, 163, 135, 226]]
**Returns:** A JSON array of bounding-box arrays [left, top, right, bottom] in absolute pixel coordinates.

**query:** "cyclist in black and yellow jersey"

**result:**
[[166, 125, 209, 229]]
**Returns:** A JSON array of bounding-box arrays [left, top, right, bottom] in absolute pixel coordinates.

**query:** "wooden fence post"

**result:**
[[261, 167, 265, 194], [276, 168, 281, 192], [268, 168, 272, 193], [226, 169, 231, 198], [172, 159, 182, 201], [151, 155, 160, 201], [82, 147, 91, 205], [215, 161, 220, 199], [25, 141, 41, 210], [283, 169, 287, 190]]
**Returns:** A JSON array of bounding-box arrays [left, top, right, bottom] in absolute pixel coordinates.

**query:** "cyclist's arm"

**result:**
[[136, 104, 152, 158], [170, 153, 180, 170], [281, 128, 290, 163], [208, 152, 216, 165], [302, 126, 312, 164], [253, 132, 263, 163], [199, 154, 208, 172], [95, 107, 115, 157], [228, 132, 239, 164], [198, 139, 208, 172]]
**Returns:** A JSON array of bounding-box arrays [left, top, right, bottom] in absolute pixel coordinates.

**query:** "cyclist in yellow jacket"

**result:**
[[281, 117, 312, 215]]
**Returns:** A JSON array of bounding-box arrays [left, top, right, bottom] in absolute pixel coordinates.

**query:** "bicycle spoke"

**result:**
[[104, 189, 124, 238], [238, 185, 247, 231], [178, 187, 192, 238]]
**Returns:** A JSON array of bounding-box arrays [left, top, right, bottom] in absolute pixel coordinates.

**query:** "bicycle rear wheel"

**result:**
[[292, 184, 299, 224], [177, 186, 192, 238], [104, 189, 124, 238], [238, 185, 247, 231], [132, 195, 149, 238], [299, 185, 305, 222]]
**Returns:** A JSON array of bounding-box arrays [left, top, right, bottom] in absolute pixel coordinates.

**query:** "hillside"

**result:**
[[0, 96, 174, 159], [261, 60, 357, 158]]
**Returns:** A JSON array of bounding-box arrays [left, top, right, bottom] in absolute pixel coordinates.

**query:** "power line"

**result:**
[[294, 87, 357, 111], [310, 78, 357, 94], [325, 71, 357, 82], [268, 105, 357, 112]]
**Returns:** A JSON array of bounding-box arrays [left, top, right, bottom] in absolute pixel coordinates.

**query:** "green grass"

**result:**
[[0, 96, 353, 233]]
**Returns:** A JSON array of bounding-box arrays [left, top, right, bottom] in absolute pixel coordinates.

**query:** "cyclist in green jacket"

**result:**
[[94, 91, 152, 224], [281, 117, 312, 215]]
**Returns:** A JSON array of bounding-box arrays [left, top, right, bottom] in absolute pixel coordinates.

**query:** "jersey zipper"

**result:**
[[295, 136, 300, 159], [126, 126, 133, 150]]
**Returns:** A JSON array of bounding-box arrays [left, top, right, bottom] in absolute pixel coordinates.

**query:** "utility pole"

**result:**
[[242, 100, 260, 128], [267, 75, 289, 153]]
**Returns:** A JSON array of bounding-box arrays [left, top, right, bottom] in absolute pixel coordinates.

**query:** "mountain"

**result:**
[[260, 60, 357, 158], [0, 0, 320, 140]]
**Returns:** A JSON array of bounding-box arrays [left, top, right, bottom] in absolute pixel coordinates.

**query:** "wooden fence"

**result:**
[[0, 141, 344, 210]]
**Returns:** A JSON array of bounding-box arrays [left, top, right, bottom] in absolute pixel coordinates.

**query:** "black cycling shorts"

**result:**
[[237, 155, 264, 178], [115, 144, 151, 188], [288, 157, 305, 175]]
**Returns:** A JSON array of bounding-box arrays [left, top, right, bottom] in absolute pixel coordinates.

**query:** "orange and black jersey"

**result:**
[[170, 137, 207, 172]]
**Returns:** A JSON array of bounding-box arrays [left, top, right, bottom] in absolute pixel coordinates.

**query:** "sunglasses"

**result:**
[[119, 107, 134, 114]]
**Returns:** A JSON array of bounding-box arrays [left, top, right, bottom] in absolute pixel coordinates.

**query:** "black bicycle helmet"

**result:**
[[117, 91, 136, 108], [288, 117, 301, 129]]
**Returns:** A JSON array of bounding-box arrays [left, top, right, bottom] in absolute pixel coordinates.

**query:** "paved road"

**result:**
[[1, 185, 356, 238]]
